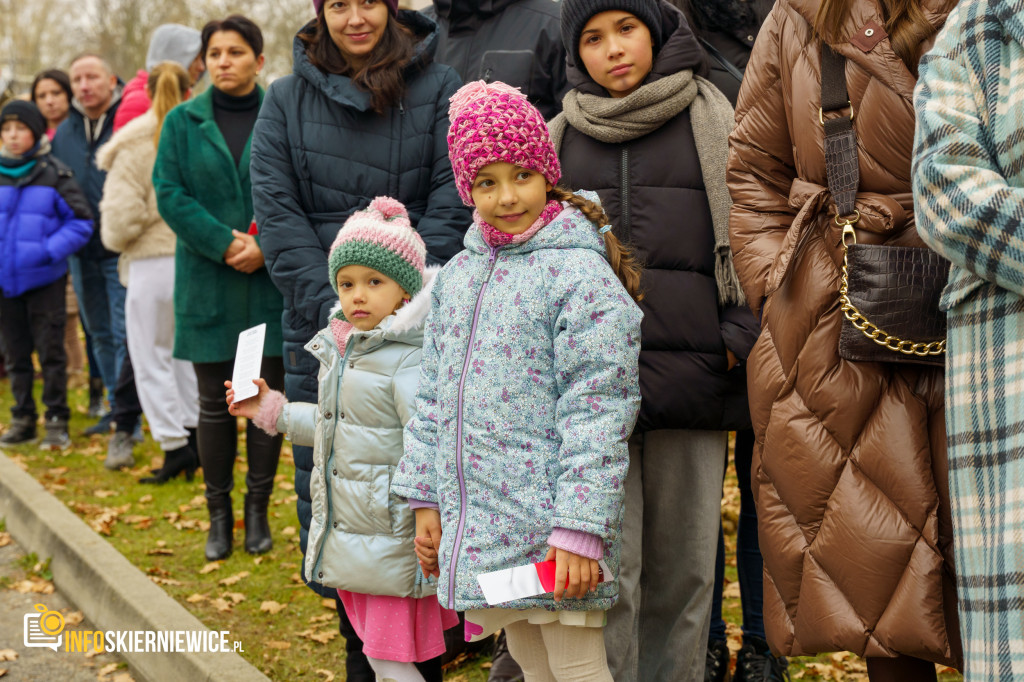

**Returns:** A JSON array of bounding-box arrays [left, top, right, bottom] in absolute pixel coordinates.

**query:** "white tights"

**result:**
[[504, 621, 613, 682], [366, 657, 425, 682]]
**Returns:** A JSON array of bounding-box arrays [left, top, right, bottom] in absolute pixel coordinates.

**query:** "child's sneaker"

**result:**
[[0, 416, 37, 445], [39, 417, 70, 451], [104, 431, 135, 470]]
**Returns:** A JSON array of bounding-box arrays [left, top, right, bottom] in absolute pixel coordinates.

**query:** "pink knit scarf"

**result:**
[[476, 200, 563, 248], [330, 318, 355, 356]]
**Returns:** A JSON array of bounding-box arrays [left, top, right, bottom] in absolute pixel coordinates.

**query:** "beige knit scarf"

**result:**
[[549, 69, 745, 306]]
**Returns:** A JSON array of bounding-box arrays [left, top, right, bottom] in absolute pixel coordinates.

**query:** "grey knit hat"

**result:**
[[560, 0, 664, 64]]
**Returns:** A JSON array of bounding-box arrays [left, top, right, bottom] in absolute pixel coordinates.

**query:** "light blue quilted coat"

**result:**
[[391, 194, 642, 611], [281, 269, 439, 599]]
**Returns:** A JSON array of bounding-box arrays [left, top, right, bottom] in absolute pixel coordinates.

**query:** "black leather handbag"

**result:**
[[821, 44, 949, 366]]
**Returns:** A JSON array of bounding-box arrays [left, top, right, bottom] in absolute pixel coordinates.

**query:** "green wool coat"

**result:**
[[153, 87, 283, 363]]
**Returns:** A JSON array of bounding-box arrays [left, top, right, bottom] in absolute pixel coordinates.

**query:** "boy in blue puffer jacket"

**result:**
[[0, 100, 93, 449]]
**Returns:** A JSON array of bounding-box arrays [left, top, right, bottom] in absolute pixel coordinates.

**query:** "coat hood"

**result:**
[[69, 82, 124, 122], [96, 110, 156, 172], [324, 265, 440, 353], [463, 191, 609, 259], [292, 10, 440, 111], [567, 0, 707, 94], [433, 0, 523, 27], [146, 23, 202, 71]]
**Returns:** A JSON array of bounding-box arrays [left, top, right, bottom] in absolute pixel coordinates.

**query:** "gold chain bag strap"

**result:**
[[821, 44, 949, 366]]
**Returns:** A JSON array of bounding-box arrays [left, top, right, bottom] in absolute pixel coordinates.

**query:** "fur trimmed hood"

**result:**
[[325, 265, 440, 349], [387, 265, 440, 336], [96, 110, 157, 172]]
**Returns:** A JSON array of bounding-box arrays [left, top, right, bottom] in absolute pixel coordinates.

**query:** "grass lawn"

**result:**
[[0, 373, 962, 680]]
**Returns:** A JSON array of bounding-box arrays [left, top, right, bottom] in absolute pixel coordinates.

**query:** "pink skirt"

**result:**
[[338, 590, 460, 663]]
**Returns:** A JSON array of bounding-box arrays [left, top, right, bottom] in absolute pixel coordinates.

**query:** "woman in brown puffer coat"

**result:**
[[726, 0, 962, 679]]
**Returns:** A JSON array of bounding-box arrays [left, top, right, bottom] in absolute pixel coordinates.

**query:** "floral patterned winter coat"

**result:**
[[392, 194, 642, 612]]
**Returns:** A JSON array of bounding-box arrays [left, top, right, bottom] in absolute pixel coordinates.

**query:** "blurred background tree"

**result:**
[[0, 0, 345, 97]]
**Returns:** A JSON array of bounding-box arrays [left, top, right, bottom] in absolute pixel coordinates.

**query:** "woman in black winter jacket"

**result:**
[[551, 0, 760, 680], [249, 2, 469, 680]]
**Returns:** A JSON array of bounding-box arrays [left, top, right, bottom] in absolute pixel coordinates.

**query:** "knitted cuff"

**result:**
[[408, 499, 440, 511], [253, 390, 287, 436], [547, 528, 604, 561]]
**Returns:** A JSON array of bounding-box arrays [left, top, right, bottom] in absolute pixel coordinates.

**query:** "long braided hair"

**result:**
[[548, 186, 644, 302]]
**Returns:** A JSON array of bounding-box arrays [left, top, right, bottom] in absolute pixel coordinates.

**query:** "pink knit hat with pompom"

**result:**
[[446, 81, 562, 206]]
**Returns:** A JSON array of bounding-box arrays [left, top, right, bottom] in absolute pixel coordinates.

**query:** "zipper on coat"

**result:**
[[388, 101, 406, 198], [620, 146, 631, 242], [448, 245, 502, 609], [310, 338, 354, 585], [5, 185, 27, 295]]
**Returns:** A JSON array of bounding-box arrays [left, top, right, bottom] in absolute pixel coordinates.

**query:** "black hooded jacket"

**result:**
[[423, 0, 568, 119], [558, 1, 759, 433], [667, 0, 773, 103]]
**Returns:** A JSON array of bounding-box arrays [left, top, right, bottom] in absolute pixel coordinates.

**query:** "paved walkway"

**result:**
[[0, 533, 130, 681]]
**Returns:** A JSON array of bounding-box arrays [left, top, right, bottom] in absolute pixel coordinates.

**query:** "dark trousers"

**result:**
[[710, 428, 765, 642], [334, 594, 443, 682], [192, 357, 285, 499], [112, 345, 142, 433], [0, 276, 69, 421], [85, 328, 101, 385]]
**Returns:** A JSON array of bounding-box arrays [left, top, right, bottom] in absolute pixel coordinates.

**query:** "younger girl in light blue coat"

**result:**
[[226, 197, 457, 682], [391, 82, 644, 681]]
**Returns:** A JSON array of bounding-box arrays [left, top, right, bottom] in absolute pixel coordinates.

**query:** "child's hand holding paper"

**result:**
[[476, 557, 612, 606], [226, 378, 270, 419], [544, 546, 600, 602]]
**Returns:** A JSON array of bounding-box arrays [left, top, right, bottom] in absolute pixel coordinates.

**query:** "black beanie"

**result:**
[[560, 0, 664, 64], [1, 100, 47, 144]]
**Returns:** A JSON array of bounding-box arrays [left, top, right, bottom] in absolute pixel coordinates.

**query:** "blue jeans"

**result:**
[[69, 255, 126, 412], [709, 429, 765, 643]]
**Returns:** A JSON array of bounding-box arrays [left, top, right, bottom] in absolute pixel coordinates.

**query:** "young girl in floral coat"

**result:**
[[391, 81, 643, 681]]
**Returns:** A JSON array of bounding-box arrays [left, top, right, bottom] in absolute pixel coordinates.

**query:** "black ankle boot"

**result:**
[[244, 493, 272, 554], [706, 639, 731, 682], [735, 635, 789, 682], [205, 496, 233, 561], [139, 443, 198, 484]]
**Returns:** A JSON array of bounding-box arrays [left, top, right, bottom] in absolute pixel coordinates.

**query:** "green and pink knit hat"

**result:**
[[447, 80, 562, 206], [328, 196, 426, 298]]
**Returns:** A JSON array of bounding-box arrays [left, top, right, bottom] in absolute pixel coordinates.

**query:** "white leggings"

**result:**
[[366, 657, 425, 682], [504, 621, 613, 682]]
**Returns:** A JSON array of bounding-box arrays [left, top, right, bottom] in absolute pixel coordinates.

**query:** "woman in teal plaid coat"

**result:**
[[913, 2, 1024, 677]]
